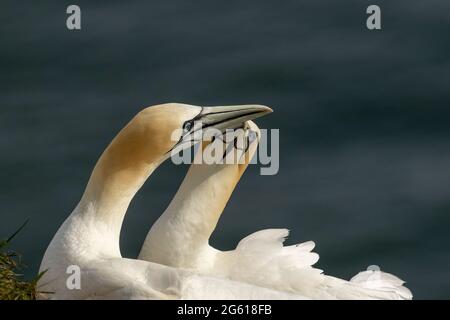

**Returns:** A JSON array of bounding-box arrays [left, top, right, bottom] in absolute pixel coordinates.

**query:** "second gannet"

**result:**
[[139, 120, 413, 300]]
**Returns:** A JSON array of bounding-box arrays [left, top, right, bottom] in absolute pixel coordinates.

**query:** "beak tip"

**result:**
[[253, 105, 273, 114]]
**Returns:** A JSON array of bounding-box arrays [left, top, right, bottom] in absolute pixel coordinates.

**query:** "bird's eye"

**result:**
[[183, 121, 193, 132]]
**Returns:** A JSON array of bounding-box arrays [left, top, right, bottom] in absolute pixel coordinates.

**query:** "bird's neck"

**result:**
[[78, 156, 158, 240], [72, 122, 166, 254], [141, 162, 241, 267]]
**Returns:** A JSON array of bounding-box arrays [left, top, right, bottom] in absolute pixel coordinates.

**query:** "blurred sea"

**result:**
[[1, 0, 449, 299]]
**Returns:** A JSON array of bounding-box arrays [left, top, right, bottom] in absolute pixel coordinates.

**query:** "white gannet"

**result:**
[[38, 103, 311, 299], [139, 121, 413, 300]]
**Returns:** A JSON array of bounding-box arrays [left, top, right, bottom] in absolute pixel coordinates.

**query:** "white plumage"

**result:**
[[139, 120, 412, 300]]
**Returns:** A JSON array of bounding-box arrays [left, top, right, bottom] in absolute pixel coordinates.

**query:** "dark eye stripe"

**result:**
[[183, 121, 193, 131]]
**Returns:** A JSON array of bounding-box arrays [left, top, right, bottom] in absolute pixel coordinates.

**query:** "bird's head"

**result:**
[[101, 103, 272, 173], [86, 103, 272, 223], [117, 103, 272, 162]]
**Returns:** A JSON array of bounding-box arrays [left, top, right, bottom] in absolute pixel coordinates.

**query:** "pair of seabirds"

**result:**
[[39, 103, 412, 299]]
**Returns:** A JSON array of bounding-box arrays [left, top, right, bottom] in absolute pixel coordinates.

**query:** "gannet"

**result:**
[[139, 121, 413, 300], [38, 103, 310, 299]]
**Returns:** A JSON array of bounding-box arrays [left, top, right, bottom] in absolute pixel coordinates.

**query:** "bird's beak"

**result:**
[[198, 104, 273, 131], [170, 104, 272, 155]]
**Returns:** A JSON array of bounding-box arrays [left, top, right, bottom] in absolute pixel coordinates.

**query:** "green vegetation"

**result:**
[[0, 221, 44, 300]]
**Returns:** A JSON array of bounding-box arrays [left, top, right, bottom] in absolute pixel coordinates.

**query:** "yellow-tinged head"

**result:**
[[84, 103, 272, 210]]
